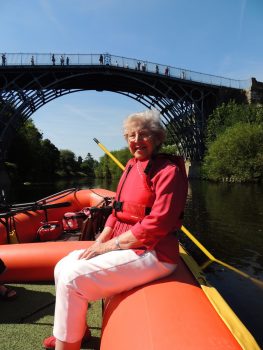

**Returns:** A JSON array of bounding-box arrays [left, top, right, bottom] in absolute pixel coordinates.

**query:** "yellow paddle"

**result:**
[[94, 138, 263, 288]]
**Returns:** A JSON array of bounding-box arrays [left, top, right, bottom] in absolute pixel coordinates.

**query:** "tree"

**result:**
[[81, 153, 98, 177], [7, 118, 62, 181], [109, 148, 131, 178], [94, 147, 131, 179], [58, 149, 78, 176], [39, 139, 60, 180], [77, 156, 83, 167], [8, 119, 43, 181], [161, 144, 178, 154], [94, 155, 112, 179], [206, 101, 263, 145], [202, 123, 263, 182]]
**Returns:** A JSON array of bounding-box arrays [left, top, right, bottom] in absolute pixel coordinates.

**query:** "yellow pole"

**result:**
[[93, 138, 125, 171], [94, 138, 263, 288], [180, 225, 263, 287]]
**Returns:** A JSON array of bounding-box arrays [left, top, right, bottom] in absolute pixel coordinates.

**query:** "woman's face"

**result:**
[[126, 122, 160, 160]]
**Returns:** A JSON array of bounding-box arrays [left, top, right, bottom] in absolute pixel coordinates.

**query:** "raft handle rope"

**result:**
[[93, 137, 263, 288], [0, 188, 77, 212], [89, 188, 115, 206], [0, 201, 71, 219], [36, 188, 78, 205]]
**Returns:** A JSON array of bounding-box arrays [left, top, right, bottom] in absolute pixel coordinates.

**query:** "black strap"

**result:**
[[117, 164, 132, 202], [113, 201, 123, 211], [144, 153, 159, 175], [113, 200, 151, 215], [144, 159, 153, 175]]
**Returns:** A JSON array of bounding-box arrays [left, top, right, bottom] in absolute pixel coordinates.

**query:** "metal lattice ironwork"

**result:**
[[0, 53, 249, 161]]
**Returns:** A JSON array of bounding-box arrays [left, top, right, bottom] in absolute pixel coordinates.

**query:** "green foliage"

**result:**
[[58, 149, 78, 176], [40, 139, 60, 179], [202, 123, 263, 182], [8, 119, 61, 181], [94, 147, 131, 179], [206, 101, 263, 144], [161, 144, 179, 154], [202, 101, 263, 182], [6, 119, 98, 182], [81, 153, 98, 177]]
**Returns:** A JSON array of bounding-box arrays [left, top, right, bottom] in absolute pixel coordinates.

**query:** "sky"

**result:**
[[1, 0, 263, 160]]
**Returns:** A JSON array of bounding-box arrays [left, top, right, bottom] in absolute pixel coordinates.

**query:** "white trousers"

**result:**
[[53, 248, 176, 343]]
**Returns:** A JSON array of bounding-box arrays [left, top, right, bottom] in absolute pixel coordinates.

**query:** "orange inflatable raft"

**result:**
[[0, 188, 115, 244], [0, 188, 260, 349], [0, 241, 259, 349], [101, 245, 260, 350]]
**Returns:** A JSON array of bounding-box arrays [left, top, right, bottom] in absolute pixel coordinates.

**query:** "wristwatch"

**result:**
[[115, 237, 121, 250]]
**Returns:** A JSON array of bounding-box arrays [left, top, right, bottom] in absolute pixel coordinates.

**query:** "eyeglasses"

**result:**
[[126, 131, 152, 142]]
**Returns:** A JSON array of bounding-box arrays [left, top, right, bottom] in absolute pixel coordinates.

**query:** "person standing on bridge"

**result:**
[[60, 55, 65, 66], [52, 54, 56, 66], [181, 70, 186, 79], [31, 56, 35, 66], [42, 109, 188, 350], [1, 53, 6, 66], [99, 54, 103, 64]]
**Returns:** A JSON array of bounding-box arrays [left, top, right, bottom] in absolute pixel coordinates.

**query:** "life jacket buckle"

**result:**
[[113, 201, 123, 212]]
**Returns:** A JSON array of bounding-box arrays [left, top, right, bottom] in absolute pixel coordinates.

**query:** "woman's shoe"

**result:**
[[0, 285, 17, 301], [43, 327, 91, 349]]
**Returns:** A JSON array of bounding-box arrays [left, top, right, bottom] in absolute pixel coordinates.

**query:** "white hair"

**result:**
[[123, 109, 166, 143]]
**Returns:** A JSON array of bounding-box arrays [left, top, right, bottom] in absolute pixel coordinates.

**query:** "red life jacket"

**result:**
[[113, 154, 187, 225]]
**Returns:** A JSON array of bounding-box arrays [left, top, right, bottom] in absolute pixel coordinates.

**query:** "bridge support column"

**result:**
[[186, 160, 201, 179]]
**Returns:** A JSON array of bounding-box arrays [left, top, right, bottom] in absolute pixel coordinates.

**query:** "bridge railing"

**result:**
[[1, 52, 250, 90]]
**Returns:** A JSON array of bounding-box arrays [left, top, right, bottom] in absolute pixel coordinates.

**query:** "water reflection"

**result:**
[[7, 178, 119, 203], [183, 180, 263, 347], [184, 180, 263, 278]]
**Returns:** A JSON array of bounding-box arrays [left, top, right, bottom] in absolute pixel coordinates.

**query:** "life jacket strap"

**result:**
[[113, 201, 123, 211], [113, 201, 151, 215]]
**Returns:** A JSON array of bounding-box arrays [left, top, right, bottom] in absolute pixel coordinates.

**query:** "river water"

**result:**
[[7, 179, 263, 347]]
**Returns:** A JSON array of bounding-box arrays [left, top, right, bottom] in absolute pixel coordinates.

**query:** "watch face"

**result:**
[[115, 238, 121, 249]]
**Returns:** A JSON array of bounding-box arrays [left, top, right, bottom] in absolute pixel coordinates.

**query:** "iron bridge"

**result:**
[[0, 52, 251, 161]]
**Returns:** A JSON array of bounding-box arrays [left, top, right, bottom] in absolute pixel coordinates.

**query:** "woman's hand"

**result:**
[[78, 230, 142, 260], [78, 226, 114, 260], [78, 240, 115, 260], [78, 241, 103, 260]]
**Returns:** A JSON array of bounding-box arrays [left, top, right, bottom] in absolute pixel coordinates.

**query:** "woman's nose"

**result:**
[[134, 133, 146, 141], [134, 133, 140, 142]]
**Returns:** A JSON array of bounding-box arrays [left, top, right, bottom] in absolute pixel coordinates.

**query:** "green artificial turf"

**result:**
[[0, 283, 102, 350]]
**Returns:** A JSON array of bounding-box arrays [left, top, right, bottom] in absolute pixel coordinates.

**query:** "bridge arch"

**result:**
[[0, 53, 249, 161]]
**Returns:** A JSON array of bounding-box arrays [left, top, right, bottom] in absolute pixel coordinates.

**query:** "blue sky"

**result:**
[[1, 0, 263, 160]]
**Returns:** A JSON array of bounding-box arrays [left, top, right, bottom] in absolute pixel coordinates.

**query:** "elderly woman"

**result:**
[[43, 109, 188, 350]]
